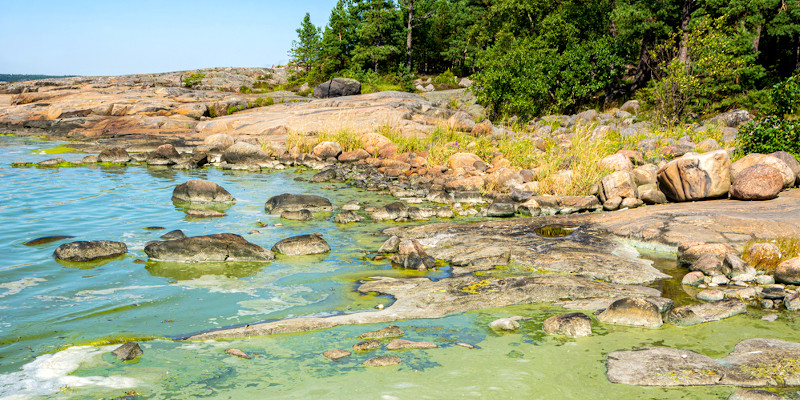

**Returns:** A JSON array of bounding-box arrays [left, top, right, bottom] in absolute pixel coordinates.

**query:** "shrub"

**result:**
[[737, 75, 800, 159], [181, 72, 206, 88], [432, 69, 457, 86]]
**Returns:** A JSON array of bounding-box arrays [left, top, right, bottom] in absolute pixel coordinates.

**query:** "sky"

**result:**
[[0, 0, 338, 76]]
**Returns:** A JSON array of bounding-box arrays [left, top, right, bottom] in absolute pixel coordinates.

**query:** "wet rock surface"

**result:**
[[664, 299, 747, 326], [264, 193, 332, 214], [607, 338, 800, 387], [271, 234, 331, 255], [543, 313, 593, 337], [111, 342, 143, 361], [172, 179, 235, 203], [144, 233, 274, 262], [54, 240, 127, 262]]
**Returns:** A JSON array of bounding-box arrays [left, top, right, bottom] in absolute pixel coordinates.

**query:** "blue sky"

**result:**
[[0, 0, 338, 75]]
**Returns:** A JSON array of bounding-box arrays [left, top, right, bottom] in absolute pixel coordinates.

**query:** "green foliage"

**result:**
[[432, 69, 456, 85], [181, 72, 206, 88], [738, 75, 800, 159], [239, 86, 253, 94], [289, 13, 322, 73]]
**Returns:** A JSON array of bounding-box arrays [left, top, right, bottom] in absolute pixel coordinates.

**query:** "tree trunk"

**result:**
[[677, 0, 694, 65], [795, 35, 800, 72], [753, 25, 762, 53], [406, 0, 414, 71], [632, 38, 652, 91]]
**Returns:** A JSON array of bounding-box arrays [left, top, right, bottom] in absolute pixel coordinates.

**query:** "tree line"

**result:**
[[289, 0, 800, 122]]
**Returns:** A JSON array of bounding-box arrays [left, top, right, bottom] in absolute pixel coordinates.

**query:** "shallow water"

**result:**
[[1, 136, 799, 399]]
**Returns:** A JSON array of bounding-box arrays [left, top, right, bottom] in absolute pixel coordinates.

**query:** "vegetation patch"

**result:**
[[742, 237, 800, 270]]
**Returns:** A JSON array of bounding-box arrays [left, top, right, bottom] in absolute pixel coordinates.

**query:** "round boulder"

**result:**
[[172, 180, 235, 203], [597, 297, 662, 328], [204, 133, 236, 150], [775, 257, 800, 284], [264, 193, 332, 214], [543, 313, 592, 338], [54, 240, 128, 262], [222, 142, 268, 164], [281, 209, 313, 221], [731, 153, 795, 189], [98, 147, 130, 163], [312, 141, 343, 159], [730, 165, 784, 200], [271, 234, 331, 255], [743, 242, 781, 270]]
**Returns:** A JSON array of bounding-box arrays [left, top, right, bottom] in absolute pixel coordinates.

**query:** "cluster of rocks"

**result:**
[[678, 241, 800, 311], [320, 326, 443, 367], [413, 75, 473, 92], [490, 313, 593, 338]]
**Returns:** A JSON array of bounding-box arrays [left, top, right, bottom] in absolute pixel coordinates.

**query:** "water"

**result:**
[[1, 136, 799, 399]]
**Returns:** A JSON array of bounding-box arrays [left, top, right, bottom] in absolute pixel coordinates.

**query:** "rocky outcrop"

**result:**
[[144, 233, 274, 262], [313, 78, 361, 98], [657, 150, 731, 202], [53, 240, 127, 262], [264, 193, 332, 214], [607, 338, 800, 387], [172, 180, 235, 203], [271, 234, 331, 255]]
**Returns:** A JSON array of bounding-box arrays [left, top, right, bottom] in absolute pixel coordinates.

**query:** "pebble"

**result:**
[[761, 299, 774, 309], [274, 223, 283, 227], [456, 343, 476, 349], [248, 230, 260, 234]]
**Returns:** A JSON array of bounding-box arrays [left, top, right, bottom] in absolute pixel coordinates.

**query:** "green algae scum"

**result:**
[[1, 135, 799, 399]]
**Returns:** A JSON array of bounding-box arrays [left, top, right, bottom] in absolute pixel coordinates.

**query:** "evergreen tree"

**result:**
[[289, 13, 322, 73], [350, 0, 403, 73], [319, 0, 359, 77]]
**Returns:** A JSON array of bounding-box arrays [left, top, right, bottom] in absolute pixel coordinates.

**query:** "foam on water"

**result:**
[[0, 345, 138, 400], [0, 278, 46, 298]]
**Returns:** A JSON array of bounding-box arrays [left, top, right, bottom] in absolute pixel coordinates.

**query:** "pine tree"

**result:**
[[351, 0, 403, 73], [319, 0, 358, 76], [289, 13, 322, 73]]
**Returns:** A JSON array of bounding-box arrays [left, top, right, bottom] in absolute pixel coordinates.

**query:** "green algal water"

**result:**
[[0, 136, 798, 399]]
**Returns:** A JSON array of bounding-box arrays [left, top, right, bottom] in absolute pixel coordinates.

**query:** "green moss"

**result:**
[[739, 359, 800, 385], [33, 145, 77, 155], [460, 278, 500, 295]]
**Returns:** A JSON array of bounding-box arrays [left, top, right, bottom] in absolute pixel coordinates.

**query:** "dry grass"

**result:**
[[284, 129, 364, 154]]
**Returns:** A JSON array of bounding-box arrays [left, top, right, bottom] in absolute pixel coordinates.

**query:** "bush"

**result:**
[[737, 75, 800, 159], [181, 72, 206, 88], [432, 69, 457, 86]]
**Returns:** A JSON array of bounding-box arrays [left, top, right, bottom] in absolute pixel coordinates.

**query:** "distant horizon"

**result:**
[[0, 1, 336, 76], [0, 65, 284, 78]]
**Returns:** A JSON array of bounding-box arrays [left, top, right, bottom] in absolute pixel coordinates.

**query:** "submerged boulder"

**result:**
[[54, 240, 127, 262], [172, 180, 235, 203], [265, 193, 332, 214], [144, 233, 274, 262], [543, 313, 593, 338], [271, 234, 331, 255]]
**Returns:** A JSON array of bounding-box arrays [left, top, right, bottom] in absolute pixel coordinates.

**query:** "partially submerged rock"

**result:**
[[543, 313, 592, 338], [98, 147, 130, 163], [264, 193, 332, 214], [111, 342, 142, 361], [225, 348, 250, 359], [172, 179, 235, 203], [490, 316, 529, 331], [362, 356, 401, 367], [323, 349, 351, 361], [281, 209, 313, 221], [597, 297, 663, 328], [386, 339, 437, 350], [271, 234, 331, 255], [54, 240, 127, 262], [664, 298, 746, 326], [144, 233, 274, 262], [607, 338, 800, 387], [359, 326, 404, 339], [185, 209, 226, 218]]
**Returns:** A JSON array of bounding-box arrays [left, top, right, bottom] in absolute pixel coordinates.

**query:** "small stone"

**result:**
[[386, 339, 437, 350], [185, 209, 225, 218], [342, 201, 361, 211], [353, 340, 382, 351], [682, 271, 706, 286], [456, 343, 476, 349], [362, 356, 402, 367], [359, 326, 404, 339], [761, 314, 778, 322], [225, 348, 250, 359], [761, 299, 774, 309], [755, 275, 775, 285], [710, 275, 730, 285], [111, 342, 142, 361], [323, 349, 351, 360], [697, 289, 725, 301]]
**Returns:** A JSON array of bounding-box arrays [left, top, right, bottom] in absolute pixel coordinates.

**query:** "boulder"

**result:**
[[736, 166, 781, 195], [490, 316, 528, 331], [542, 313, 592, 338], [264, 193, 332, 214], [769, 151, 800, 186], [271, 234, 331, 255], [600, 171, 637, 200], [313, 78, 361, 98], [386, 339, 437, 350], [722, 253, 756, 281], [312, 141, 343, 159], [378, 236, 401, 253], [334, 210, 363, 223], [775, 257, 800, 284], [310, 169, 337, 182], [657, 150, 731, 202], [98, 147, 130, 163], [323, 349, 351, 361], [731, 153, 795, 189], [620, 100, 640, 115], [664, 298, 746, 326], [372, 202, 409, 221], [678, 242, 738, 267], [471, 120, 493, 136], [600, 153, 633, 171], [172, 180, 235, 203], [144, 233, 274, 262], [54, 240, 128, 262], [633, 164, 659, 185], [392, 239, 435, 270], [743, 242, 781, 270], [281, 209, 313, 221], [160, 230, 186, 240], [204, 133, 236, 150], [362, 356, 401, 367], [485, 202, 516, 217], [486, 168, 522, 191], [704, 109, 754, 127], [360, 132, 392, 154], [637, 184, 667, 204], [681, 271, 706, 286], [111, 342, 142, 361], [338, 149, 370, 162], [222, 142, 268, 164], [147, 144, 181, 165], [444, 176, 484, 192], [448, 111, 476, 132], [597, 297, 663, 328], [448, 152, 482, 171], [690, 253, 724, 276]]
